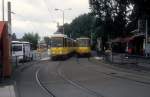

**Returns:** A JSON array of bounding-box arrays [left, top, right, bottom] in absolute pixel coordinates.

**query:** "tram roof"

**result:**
[[12, 41, 30, 44], [50, 34, 68, 38], [76, 37, 90, 40]]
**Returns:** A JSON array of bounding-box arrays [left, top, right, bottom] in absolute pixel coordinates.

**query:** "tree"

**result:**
[[90, 0, 132, 37], [89, 0, 150, 51], [11, 33, 17, 40], [89, 0, 150, 34], [89, 0, 135, 50], [44, 36, 49, 47], [22, 32, 40, 50], [127, 0, 150, 32], [57, 13, 96, 39]]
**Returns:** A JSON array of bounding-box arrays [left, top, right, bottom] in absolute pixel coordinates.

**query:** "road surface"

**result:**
[[14, 57, 150, 97]]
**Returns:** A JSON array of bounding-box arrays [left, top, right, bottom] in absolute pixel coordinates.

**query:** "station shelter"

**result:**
[[111, 33, 145, 55]]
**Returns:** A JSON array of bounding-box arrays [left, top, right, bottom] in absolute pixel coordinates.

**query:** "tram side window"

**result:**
[[72, 40, 74, 47], [69, 39, 71, 47], [49, 39, 51, 48], [63, 38, 67, 47], [70, 40, 73, 47], [68, 39, 70, 47], [66, 39, 69, 47]]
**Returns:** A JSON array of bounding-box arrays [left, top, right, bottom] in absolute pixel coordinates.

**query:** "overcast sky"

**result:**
[[0, 0, 90, 38]]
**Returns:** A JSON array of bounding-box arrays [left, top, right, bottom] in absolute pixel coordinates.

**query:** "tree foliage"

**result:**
[[57, 13, 96, 39], [56, 1, 150, 51], [89, 0, 150, 50], [89, 0, 150, 36], [44, 36, 49, 47], [89, 0, 133, 38], [22, 32, 40, 50], [12, 33, 17, 41], [89, 0, 150, 48]]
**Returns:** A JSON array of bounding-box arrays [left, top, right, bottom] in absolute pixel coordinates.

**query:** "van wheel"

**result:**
[[51, 57, 55, 61]]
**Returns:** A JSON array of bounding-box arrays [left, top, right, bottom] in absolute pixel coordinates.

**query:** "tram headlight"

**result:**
[[52, 51, 55, 54], [59, 51, 62, 54]]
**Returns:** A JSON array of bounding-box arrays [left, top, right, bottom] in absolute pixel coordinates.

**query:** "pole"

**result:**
[[91, 32, 93, 45], [8, 2, 11, 34], [55, 8, 71, 34], [8, 2, 11, 26], [62, 11, 64, 34], [2, 0, 4, 21], [145, 19, 148, 57], [138, 19, 140, 32]]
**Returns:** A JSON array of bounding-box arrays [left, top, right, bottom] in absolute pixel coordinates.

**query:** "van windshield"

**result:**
[[12, 46, 22, 51]]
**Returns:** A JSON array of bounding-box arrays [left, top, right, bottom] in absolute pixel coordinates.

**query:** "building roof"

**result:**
[[50, 34, 68, 38], [76, 37, 90, 40], [111, 33, 145, 43], [12, 41, 30, 44]]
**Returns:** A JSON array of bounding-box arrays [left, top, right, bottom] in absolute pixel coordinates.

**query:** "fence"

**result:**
[[11, 52, 41, 68], [104, 52, 150, 70], [0, 52, 41, 82]]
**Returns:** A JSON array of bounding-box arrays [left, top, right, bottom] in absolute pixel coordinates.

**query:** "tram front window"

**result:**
[[51, 38, 63, 47], [77, 39, 90, 47]]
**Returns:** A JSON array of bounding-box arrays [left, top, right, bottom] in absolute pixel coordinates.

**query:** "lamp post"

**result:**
[[54, 8, 72, 34]]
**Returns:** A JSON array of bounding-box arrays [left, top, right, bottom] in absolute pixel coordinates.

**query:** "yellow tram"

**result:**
[[49, 34, 76, 59], [76, 37, 91, 56]]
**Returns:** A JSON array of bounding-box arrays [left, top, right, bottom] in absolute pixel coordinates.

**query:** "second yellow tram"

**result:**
[[76, 37, 91, 56]]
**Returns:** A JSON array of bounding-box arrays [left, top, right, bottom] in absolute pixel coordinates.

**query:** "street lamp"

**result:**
[[54, 8, 72, 34]]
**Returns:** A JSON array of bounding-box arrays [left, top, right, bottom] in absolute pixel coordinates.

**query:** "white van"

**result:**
[[12, 41, 32, 61]]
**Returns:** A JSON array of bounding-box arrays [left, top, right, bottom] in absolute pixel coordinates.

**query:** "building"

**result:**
[[111, 33, 145, 55], [0, 21, 12, 77]]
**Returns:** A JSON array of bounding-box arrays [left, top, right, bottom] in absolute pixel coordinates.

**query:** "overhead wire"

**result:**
[[42, 0, 55, 23]]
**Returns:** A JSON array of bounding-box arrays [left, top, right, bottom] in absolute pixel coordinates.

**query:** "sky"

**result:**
[[0, 0, 90, 39]]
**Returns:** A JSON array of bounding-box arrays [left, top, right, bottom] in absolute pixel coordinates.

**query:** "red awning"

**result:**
[[0, 21, 6, 39], [111, 33, 145, 43]]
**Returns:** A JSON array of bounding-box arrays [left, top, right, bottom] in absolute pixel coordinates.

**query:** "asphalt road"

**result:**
[[14, 57, 150, 97]]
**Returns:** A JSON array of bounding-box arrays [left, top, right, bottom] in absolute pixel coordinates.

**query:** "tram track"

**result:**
[[56, 61, 105, 97], [15, 60, 57, 97], [35, 57, 150, 97], [36, 68, 56, 97], [36, 59, 106, 97], [15, 60, 43, 97], [36, 57, 150, 97]]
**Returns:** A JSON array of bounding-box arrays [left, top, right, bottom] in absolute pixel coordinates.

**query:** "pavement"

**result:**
[[58, 58, 150, 97], [0, 52, 50, 97], [0, 83, 16, 97], [0, 50, 150, 97], [11, 54, 150, 97], [94, 52, 150, 69]]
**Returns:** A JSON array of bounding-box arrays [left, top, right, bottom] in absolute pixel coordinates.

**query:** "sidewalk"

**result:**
[[91, 56, 150, 84], [0, 83, 16, 97], [102, 53, 150, 69]]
